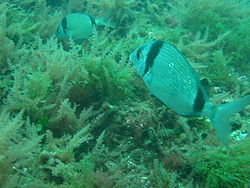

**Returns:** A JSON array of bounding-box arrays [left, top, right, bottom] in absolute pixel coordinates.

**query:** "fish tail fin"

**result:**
[[208, 95, 250, 145], [95, 9, 116, 28]]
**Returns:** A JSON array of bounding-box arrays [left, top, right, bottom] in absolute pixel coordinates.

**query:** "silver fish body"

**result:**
[[56, 13, 96, 40], [131, 40, 209, 117], [130, 40, 250, 145]]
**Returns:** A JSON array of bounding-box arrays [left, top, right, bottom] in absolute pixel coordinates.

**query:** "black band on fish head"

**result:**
[[143, 40, 164, 76]]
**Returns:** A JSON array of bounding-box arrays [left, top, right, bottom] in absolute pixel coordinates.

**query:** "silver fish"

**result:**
[[130, 40, 250, 145], [55, 13, 96, 40], [55, 12, 114, 40]]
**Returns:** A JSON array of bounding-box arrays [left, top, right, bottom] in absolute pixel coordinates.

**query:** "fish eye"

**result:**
[[136, 49, 142, 60]]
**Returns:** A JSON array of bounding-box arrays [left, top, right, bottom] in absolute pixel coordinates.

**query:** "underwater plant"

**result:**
[[191, 138, 250, 187]]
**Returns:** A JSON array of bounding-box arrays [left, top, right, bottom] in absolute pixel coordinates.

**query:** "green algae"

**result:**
[[191, 139, 250, 187]]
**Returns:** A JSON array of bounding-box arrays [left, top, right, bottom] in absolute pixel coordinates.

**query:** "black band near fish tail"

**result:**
[[88, 14, 96, 26], [143, 40, 164, 76], [193, 87, 205, 112], [62, 17, 67, 35]]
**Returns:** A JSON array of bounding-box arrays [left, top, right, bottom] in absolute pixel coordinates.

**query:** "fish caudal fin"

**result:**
[[208, 95, 250, 146], [95, 9, 116, 28]]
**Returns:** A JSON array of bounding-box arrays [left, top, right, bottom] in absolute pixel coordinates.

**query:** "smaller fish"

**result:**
[[130, 40, 250, 145], [56, 12, 114, 40]]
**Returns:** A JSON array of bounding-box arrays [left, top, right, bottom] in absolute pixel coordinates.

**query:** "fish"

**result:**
[[55, 12, 114, 40], [130, 40, 250, 145]]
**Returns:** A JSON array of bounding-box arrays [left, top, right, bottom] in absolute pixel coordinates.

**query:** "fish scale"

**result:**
[[130, 40, 250, 145], [160, 47, 194, 89], [149, 53, 198, 116], [151, 43, 200, 115]]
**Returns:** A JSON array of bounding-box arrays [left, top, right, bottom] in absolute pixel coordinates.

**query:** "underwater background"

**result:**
[[0, 0, 249, 187]]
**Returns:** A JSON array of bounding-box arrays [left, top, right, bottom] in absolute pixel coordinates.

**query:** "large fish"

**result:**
[[130, 40, 250, 145]]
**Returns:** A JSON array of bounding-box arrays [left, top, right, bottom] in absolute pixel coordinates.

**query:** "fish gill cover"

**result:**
[[0, 0, 249, 187]]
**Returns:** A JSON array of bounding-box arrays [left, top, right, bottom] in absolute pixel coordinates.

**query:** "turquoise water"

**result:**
[[0, 0, 249, 187]]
